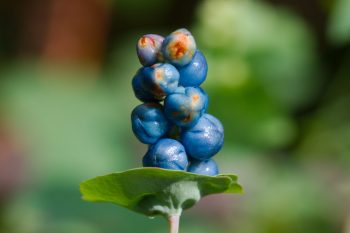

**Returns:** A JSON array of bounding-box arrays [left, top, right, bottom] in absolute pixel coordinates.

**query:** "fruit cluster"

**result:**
[[131, 28, 224, 176]]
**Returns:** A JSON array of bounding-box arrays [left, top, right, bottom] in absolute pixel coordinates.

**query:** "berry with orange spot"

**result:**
[[164, 87, 208, 128], [178, 50, 208, 87], [136, 34, 164, 66], [181, 114, 224, 161], [131, 103, 170, 144], [141, 63, 180, 100], [162, 28, 196, 67], [132, 28, 224, 173]]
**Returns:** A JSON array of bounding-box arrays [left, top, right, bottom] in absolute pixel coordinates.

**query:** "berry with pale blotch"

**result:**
[[164, 87, 208, 128], [137, 34, 164, 66], [162, 28, 196, 67], [132, 28, 223, 175], [141, 63, 180, 100]]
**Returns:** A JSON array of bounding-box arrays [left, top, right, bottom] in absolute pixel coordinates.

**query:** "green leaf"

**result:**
[[80, 168, 242, 218]]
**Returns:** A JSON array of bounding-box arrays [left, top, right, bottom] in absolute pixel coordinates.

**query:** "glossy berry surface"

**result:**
[[164, 86, 208, 128], [187, 159, 219, 176], [132, 28, 224, 173], [132, 69, 159, 102], [137, 34, 164, 66], [141, 63, 179, 100], [178, 50, 208, 87], [131, 103, 170, 144], [142, 138, 188, 170], [162, 28, 196, 67], [181, 114, 224, 160]]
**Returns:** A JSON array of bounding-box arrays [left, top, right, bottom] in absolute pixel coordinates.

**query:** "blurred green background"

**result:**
[[1, 0, 350, 232]]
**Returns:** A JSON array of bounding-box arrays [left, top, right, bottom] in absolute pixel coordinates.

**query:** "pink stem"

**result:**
[[168, 215, 180, 233]]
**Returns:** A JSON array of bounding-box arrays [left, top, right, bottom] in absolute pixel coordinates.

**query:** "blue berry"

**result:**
[[187, 159, 219, 176], [132, 69, 159, 102], [132, 29, 224, 173], [178, 50, 208, 87], [162, 28, 196, 67], [181, 114, 224, 160], [141, 63, 180, 100], [142, 138, 188, 170], [164, 86, 208, 128], [131, 103, 170, 144], [137, 34, 164, 66]]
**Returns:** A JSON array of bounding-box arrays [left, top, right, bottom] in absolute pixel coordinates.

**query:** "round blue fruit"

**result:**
[[162, 28, 196, 67], [136, 34, 164, 66], [164, 86, 208, 128], [132, 69, 159, 102], [178, 50, 208, 87], [181, 114, 224, 160], [131, 103, 170, 144], [142, 138, 188, 170], [141, 63, 179, 100], [187, 159, 219, 176]]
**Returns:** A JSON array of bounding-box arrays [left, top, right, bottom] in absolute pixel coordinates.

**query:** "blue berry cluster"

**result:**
[[131, 29, 224, 176]]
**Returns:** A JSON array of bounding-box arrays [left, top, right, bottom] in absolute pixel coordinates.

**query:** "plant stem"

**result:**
[[168, 215, 180, 233]]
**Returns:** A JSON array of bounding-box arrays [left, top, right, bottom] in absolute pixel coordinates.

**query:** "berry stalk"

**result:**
[[168, 215, 180, 233]]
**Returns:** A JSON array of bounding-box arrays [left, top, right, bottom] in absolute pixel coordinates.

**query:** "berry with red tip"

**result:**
[[141, 63, 180, 100], [164, 87, 208, 128], [137, 34, 164, 66], [162, 28, 196, 67]]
